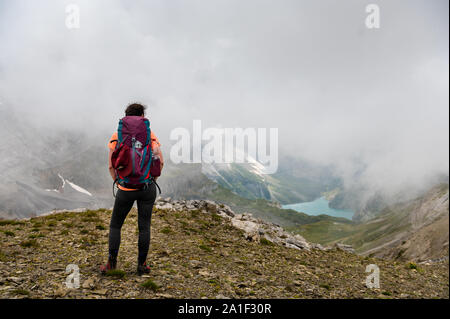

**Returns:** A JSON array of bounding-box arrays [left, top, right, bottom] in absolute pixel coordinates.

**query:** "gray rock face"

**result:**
[[334, 243, 355, 253], [286, 237, 310, 250], [231, 218, 260, 238], [227, 212, 314, 251]]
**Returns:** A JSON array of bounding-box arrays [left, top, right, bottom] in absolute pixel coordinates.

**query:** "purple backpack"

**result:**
[[112, 116, 154, 189]]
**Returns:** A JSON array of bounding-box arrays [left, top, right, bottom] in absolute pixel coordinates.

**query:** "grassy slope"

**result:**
[[0, 207, 448, 299], [291, 210, 410, 252]]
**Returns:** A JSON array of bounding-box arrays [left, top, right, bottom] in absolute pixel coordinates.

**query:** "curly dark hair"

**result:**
[[125, 103, 146, 116]]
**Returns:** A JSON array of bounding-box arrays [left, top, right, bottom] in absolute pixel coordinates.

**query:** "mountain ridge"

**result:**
[[0, 198, 448, 299]]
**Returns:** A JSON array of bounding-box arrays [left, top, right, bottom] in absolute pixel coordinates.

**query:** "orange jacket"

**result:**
[[108, 131, 164, 191]]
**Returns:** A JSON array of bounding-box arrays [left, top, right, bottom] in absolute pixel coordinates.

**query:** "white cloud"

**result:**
[[0, 0, 448, 199]]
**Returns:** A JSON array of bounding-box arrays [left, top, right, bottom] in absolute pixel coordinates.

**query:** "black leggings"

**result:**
[[108, 183, 157, 265]]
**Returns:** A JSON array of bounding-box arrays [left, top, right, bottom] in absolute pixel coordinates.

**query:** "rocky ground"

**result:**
[[0, 198, 448, 299]]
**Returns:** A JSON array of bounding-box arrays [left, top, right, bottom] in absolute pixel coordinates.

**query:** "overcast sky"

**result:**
[[0, 0, 448, 196]]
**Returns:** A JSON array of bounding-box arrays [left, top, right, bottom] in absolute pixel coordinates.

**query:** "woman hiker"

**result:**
[[101, 103, 164, 275]]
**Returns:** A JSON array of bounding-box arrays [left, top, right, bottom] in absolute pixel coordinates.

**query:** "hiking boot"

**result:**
[[137, 262, 151, 276], [100, 257, 117, 274]]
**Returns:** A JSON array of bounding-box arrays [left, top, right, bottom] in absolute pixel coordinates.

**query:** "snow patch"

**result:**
[[57, 174, 66, 188], [55, 173, 92, 196], [66, 180, 93, 197]]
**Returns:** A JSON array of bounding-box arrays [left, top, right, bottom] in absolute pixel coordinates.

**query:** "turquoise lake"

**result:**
[[282, 197, 354, 220]]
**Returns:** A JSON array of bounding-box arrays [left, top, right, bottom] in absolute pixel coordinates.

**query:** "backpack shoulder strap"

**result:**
[[143, 118, 151, 146], [117, 119, 124, 143]]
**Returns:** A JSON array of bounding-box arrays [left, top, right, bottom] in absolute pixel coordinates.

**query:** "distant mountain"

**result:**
[[202, 156, 340, 205], [0, 104, 111, 218], [296, 183, 449, 262], [361, 183, 449, 262], [329, 174, 450, 222], [329, 189, 387, 222]]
